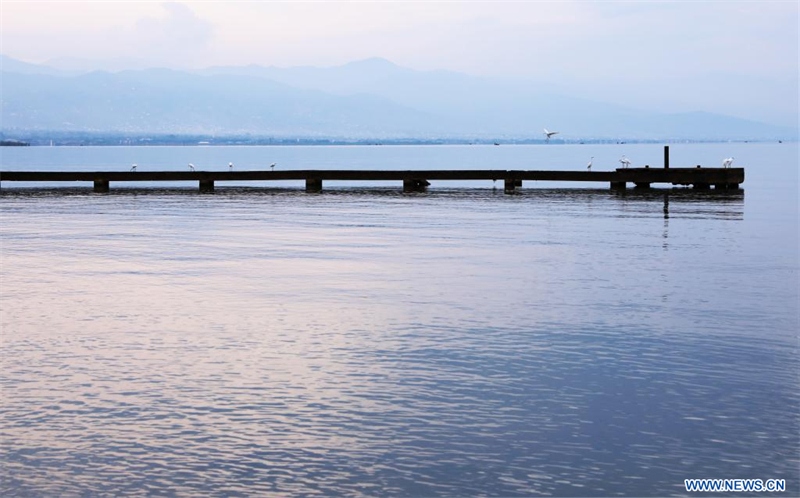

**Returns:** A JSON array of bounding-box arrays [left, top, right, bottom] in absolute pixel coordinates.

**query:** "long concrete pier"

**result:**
[[0, 167, 745, 193]]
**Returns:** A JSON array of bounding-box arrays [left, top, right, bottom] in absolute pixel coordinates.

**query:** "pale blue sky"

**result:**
[[1, 1, 797, 127]]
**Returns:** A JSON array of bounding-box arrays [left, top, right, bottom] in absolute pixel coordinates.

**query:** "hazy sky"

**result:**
[[1, 1, 798, 126]]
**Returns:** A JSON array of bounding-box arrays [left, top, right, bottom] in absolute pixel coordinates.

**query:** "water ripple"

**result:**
[[2, 149, 797, 496]]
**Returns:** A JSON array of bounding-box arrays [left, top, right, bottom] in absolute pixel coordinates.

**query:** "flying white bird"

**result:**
[[543, 128, 559, 143], [188, 163, 195, 171], [130, 163, 137, 172], [619, 155, 631, 169], [722, 157, 734, 168], [229, 162, 234, 171], [587, 157, 594, 171]]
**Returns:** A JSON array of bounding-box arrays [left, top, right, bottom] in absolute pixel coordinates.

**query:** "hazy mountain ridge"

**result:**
[[1, 55, 794, 140], [1, 67, 439, 137]]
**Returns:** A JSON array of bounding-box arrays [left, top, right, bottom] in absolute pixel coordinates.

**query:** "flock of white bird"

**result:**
[[543, 129, 735, 171], [127, 131, 734, 173], [131, 162, 277, 172], [589, 154, 733, 170]]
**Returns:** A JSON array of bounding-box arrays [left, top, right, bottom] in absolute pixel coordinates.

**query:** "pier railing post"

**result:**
[[664, 145, 670, 169]]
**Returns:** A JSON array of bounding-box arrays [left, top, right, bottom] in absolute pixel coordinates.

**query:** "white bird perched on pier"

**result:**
[[619, 155, 631, 169], [229, 162, 234, 171], [130, 163, 137, 172], [188, 163, 195, 171], [544, 128, 559, 143], [587, 157, 594, 171], [722, 157, 734, 168], [270, 163, 276, 171]]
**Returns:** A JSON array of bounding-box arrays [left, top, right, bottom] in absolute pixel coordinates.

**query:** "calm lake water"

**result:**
[[1, 143, 798, 497]]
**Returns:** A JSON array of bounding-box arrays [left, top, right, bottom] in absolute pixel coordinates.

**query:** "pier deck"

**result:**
[[0, 167, 745, 193]]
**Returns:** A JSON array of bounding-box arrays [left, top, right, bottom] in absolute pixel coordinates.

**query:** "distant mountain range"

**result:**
[[1, 55, 795, 141]]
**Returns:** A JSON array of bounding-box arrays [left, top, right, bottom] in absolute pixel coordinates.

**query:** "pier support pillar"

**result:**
[[306, 178, 323, 192], [610, 181, 626, 190], [93, 180, 109, 193], [634, 182, 651, 189], [199, 180, 214, 192], [504, 179, 522, 194], [693, 183, 710, 190], [403, 179, 429, 193]]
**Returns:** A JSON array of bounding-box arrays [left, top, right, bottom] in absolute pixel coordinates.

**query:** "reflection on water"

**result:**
[[1, 146, 797, 497], [0, 185, 746, 218]]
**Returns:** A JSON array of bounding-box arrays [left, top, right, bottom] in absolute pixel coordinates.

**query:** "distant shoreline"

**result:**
[[0, 134, 791, 147]]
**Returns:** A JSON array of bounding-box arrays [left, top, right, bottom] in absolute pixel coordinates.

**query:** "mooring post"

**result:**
[[306, 178, 323, 192], [664, 145, 670, 169], [93, 179, 110, 193], [199, 180, 214, 192]]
